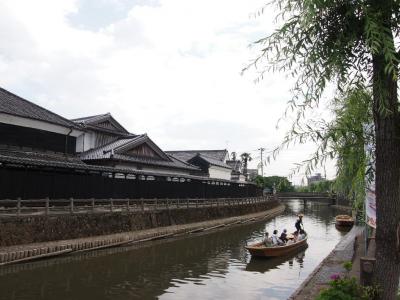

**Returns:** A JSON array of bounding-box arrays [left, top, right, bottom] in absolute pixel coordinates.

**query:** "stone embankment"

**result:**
[[0, 201, 284, 266]]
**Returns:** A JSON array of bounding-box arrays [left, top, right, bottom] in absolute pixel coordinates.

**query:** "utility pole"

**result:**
[[258, 147, 265, 177]]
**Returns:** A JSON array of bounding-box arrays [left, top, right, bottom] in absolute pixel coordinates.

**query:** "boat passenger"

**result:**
[[280, 229, 288, 243], [298, 229, 306, 241], [263, 232, 273, 246], [295, 214, 304, 233], [271, 230, 284, 246]]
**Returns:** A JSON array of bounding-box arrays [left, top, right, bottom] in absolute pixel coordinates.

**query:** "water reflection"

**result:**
[[0, 200, 346, 300], [245, 247, 307, 274]]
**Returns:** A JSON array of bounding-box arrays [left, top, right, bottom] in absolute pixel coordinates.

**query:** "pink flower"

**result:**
[[330, 274, 341, 281]]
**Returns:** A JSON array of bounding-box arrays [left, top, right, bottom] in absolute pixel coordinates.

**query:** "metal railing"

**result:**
[[0, 196, 274, 217]]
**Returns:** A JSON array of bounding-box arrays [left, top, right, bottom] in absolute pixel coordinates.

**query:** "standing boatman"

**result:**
[[295, 214, 304, 233]]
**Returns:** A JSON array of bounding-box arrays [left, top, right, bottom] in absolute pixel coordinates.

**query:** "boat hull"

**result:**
[[245, 237, 308, 257], [335, 215, 354, 227]]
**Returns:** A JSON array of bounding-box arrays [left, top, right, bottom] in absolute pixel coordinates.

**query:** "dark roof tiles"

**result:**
[[0, 148, 255, 184], [72, 113, 129, 134], [0, 87, 80, 129], [166, 150, 228, 162], [191, 154, 232, 169], [79, 135, 199, 171]]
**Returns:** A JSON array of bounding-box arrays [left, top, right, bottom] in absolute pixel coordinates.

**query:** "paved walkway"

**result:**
[[290, 226, 364, 299]]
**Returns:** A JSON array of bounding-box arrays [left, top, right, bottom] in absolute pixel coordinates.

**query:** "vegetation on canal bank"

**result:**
[[252, 175, 294, 192], [295, 180, 334, 194], [246, 0, 400, 298], [317, 262, 379, 300]]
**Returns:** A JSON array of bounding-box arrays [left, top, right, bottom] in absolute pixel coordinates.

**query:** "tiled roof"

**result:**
[[193, 154, 232, 169], [79, 135, 142, 160], [72, 113, 129, 134], [0, 148, 255, 184], [72, 113, 111, 124], [0, 148, 88, 169], [79, 135, 200, 171], [166, 149, 228, 162], [0, 87, 80, 129]]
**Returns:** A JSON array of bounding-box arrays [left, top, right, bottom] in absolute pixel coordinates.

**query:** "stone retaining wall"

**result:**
[[0, 203, 285, 266], [0, 200, 280, 247]]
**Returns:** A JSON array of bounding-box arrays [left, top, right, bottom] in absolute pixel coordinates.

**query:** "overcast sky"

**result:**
[[0, 0, 335, 184]]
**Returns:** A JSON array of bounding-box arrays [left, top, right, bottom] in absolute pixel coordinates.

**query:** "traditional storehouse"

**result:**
[[72, 113, 200, 175], [0, 87, 261, 199], [0, 87, 85, 166], [166, 150, 233, 180]]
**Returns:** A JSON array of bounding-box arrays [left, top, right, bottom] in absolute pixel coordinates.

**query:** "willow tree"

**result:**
[[274, 89, 372, 209], [246, 1, 400, 298]]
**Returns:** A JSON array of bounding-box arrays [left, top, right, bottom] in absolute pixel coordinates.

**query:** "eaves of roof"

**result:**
[[0, 87, 81, 130], [0, 149, 256, 185], [197, 154, 232, 169]]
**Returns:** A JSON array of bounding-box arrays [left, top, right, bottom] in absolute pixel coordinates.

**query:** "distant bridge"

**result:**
[[276, 192, 336, 204]]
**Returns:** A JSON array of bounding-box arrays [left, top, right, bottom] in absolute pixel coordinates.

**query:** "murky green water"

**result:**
[[0, 200, 347, 300]]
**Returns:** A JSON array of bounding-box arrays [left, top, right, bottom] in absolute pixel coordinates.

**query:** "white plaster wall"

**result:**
[[239, 174, 246, 182], [84, 132, 96, 151], [76, 132, 97, 152], [208, 166, 232, 180], [76, 135, 85, 153]]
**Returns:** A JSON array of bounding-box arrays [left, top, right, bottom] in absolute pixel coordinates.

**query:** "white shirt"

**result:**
[[271, 234, 279, 245]]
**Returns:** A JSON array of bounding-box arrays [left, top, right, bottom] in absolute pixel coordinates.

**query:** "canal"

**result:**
[[0, 200, 348, 300]]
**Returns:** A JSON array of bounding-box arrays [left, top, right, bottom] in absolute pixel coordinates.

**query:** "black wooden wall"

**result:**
[[0, 123, 76, 154], [0, 167, 261, 200]]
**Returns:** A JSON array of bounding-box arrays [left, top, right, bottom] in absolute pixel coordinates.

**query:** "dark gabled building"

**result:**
[[72, 113, 200, 175], [0, 86, 84, 162], [0, 87, 260, 199], [166, 150, 233, 180]]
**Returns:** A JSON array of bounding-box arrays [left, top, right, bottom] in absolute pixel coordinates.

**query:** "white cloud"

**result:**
[[0, 0, 336, 184]]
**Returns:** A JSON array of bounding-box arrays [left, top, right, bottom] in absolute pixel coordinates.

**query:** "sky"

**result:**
[[0, 0, 335, 184]]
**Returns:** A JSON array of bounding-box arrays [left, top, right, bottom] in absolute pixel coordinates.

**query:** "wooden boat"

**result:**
[[335, 215, 354, 227], [245, 247, 308, 273], [245, 235, 308, 257]]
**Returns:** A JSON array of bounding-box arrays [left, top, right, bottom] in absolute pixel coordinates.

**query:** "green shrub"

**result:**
[[316, 276, 377, 300], [343, 261, 352, 272]]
